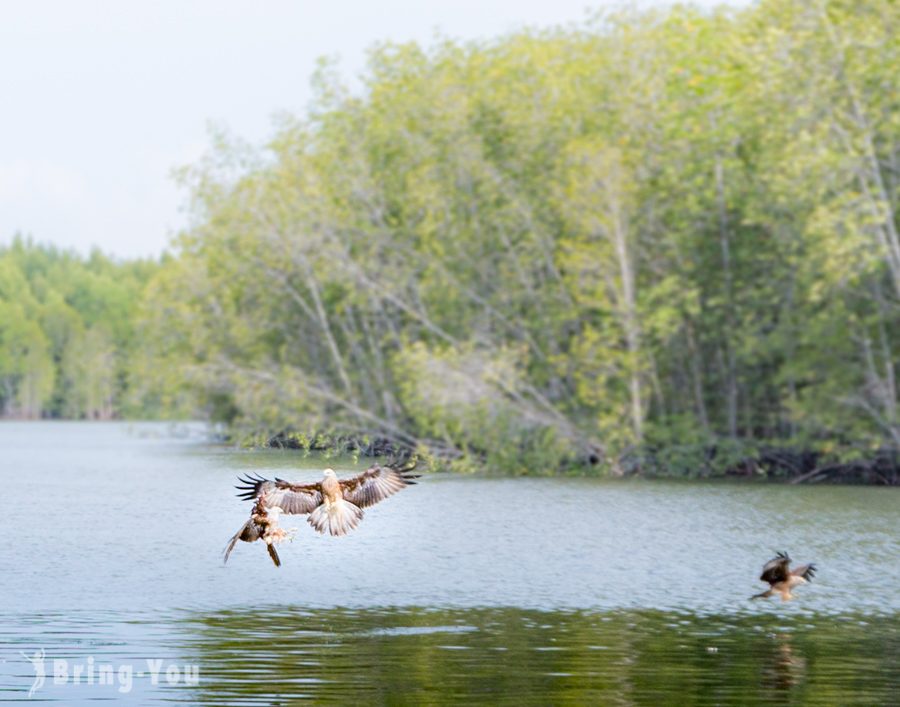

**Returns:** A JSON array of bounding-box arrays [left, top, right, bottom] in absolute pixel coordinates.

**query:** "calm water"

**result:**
[[0, 422, 898, 704]]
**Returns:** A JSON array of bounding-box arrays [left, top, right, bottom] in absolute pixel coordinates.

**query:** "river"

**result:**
[[0, 422, 897, 703]]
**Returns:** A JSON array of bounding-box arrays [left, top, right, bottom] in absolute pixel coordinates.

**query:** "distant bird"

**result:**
[[751, 551, 817, 601], [226, 460, 419, 567], [223, 497, 294, 567]]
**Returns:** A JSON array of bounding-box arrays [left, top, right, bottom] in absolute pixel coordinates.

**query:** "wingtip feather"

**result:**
[[234, 473, 272, 500]]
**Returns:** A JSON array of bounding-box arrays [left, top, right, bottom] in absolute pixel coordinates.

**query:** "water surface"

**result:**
[[1, 422, 898, 703]]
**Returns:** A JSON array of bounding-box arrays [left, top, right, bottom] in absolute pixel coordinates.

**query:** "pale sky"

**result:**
[[0, 0, 742, 260]]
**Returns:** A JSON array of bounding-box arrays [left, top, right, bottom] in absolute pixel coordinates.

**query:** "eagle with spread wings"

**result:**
[[223, 460, 420, 566], [751, 551, 817, 601]]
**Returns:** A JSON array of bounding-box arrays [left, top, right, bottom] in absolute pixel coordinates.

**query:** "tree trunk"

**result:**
[[714, 153, 739, 438]]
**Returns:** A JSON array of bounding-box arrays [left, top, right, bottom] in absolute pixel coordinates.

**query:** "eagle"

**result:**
[[222, 497, 294, 567], [751, 551, 817, 601], [223, 460, 419, 566]]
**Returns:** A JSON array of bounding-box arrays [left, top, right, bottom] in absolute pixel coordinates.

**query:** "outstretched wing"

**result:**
[[339, 461, 420, 509], [791, 563, 816, 581], [235, 473, 277, 500], [235, 474, 323, 515], [760, 551, 791, 585], [265, 480, 323, 514]]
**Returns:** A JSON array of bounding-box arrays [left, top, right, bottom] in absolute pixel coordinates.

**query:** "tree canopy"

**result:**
[[0, 237, 158, 420], [4, 0, 899, 476]]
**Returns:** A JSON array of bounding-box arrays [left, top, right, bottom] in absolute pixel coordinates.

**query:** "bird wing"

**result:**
[[235, 474, 276, 500], [265, 480, 323, 514], [760, 552, 791, 585], [791, 563, 816, 581], [338, 461, 420, 509], [222, 527, 242, 565], [235, 474, 322, 514], [223, 518, 259, 564]]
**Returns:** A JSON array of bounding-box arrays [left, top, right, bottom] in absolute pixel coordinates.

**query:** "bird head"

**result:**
[[323, 468, 337, 479]]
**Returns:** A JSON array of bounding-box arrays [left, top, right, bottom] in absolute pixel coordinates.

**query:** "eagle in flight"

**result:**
[[222, 497, 292, 567], [751, 551, 817, 601], [223, 460, 419, 566]]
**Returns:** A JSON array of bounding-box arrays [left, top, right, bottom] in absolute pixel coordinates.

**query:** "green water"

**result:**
[[180, 607, 899, 705]]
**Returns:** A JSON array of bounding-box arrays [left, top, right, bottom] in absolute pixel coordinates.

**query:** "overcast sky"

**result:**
[[0, 0, 741, 260]]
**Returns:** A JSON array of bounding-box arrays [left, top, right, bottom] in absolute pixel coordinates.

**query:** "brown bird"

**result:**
[[224, 460, 420, 566], [751, 551, 817, 601], [223, 498, 294, 567]]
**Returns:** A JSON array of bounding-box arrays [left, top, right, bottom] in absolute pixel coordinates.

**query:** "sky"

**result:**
[[0, 0, 741, 260]]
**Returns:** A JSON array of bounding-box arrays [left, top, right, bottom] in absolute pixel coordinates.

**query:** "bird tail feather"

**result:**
[[750, 589, 773, 600], [308, 500, 363, 536], [267, 543, 281, 567]]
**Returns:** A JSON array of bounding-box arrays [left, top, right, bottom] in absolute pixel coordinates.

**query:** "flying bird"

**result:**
[[751, 551, 817, 601], [234, 459, 420, 540], [223, 497, 295, 567]]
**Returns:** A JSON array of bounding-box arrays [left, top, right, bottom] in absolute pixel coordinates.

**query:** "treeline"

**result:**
[[6, 0, 900, 477], [133, 0, 899, 474], [0, 238, 157, 419]]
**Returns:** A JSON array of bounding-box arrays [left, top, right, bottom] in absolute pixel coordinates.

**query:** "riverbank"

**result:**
[[256, 431, 900, 486], [621, 445, 900, 486], [5, 419, 895, 485]]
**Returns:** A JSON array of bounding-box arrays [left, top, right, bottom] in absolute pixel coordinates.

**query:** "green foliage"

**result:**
[[0, 237, 159, 419], [133, 0, 900, 473], [6, 0, 900, 475]]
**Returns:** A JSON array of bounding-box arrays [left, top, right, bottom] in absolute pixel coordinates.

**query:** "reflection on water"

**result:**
[[2, 608, 897, 704], [179, 608, 898, 705], [759, 632, 805, 696]]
